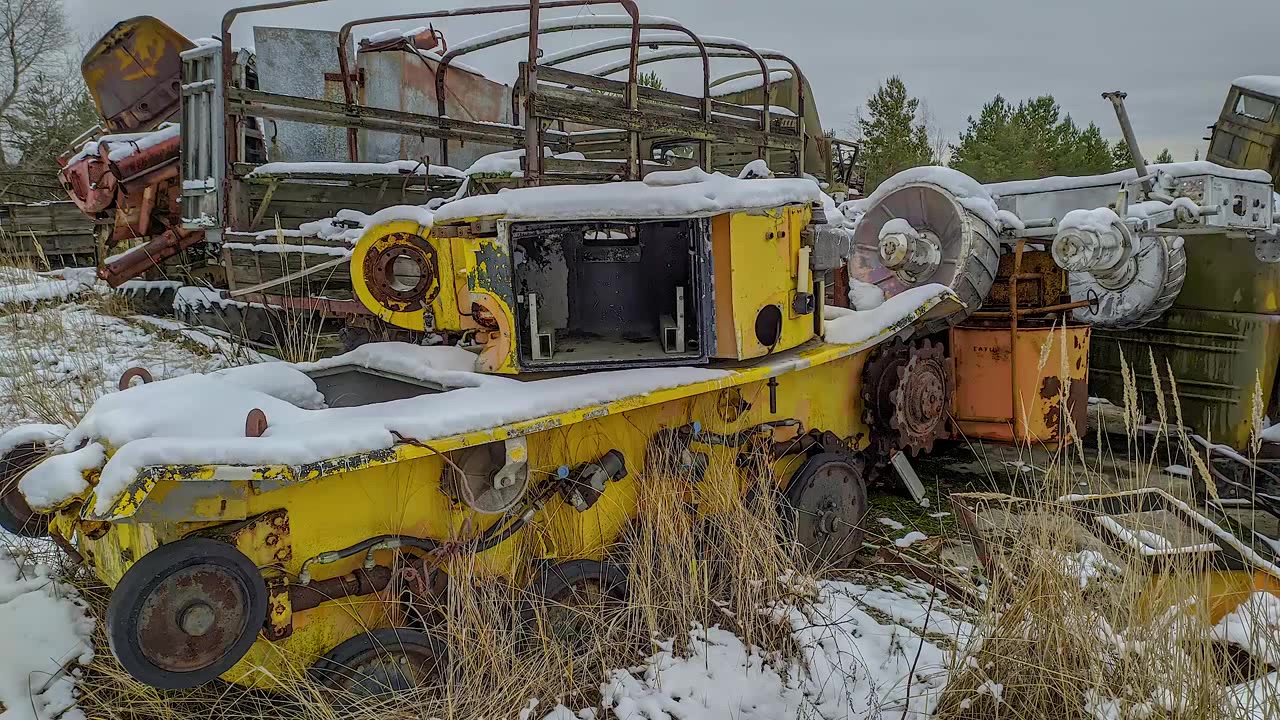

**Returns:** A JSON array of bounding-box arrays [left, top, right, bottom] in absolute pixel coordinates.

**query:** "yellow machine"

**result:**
[[1, 176, 962, 692]]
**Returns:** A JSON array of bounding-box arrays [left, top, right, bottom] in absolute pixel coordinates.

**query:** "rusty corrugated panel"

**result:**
[[81, 17, 192, 134]]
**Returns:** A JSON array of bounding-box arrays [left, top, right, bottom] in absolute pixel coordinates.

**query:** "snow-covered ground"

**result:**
[[1, 266, 1278, 720]]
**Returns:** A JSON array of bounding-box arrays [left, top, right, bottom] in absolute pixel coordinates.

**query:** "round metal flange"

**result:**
[[311, 627, 447, 696], [782, 452, 868, 565], [362, 232, 439, 313], [106, 537, 267, 689], [245, 409, 268, 438], [443, 442, 529, 514], [889, 339, 952, 456], [0, 443, 50, 538]]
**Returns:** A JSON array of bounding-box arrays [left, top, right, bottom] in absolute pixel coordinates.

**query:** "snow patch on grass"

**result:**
[[0, 549, 95, 720]]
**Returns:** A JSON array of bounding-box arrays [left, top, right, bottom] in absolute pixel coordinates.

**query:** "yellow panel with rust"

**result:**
[[351, 220, 456, 332], [712, 205, 815, 360], [207, 349, 875, 686], [60, 286, 965, 689]]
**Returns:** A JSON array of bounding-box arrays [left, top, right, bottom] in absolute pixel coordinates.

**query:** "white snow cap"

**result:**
[[17, 343, 729, 516], [824, 284, 958, 346], [844, 166, 1013, 232], [1234, 75, 1280, 99], [1058, 207, 1122, 234], [433, 169, 822, 223]]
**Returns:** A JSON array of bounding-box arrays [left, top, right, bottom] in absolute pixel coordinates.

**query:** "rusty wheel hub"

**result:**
[[889, 339, 952, 456], [783, 452, 868, 565], [860, 338, 911, 458], [107, 537, 267, 689], [135, 566, 252, 672], [0, 443, 50, 538]]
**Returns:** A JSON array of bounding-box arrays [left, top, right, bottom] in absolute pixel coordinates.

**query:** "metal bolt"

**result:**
[[179, 602, 216, 637]]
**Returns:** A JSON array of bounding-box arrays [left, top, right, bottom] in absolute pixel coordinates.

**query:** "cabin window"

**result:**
[[510, 219, 710, 369], [1234, 92, 1276, 123]]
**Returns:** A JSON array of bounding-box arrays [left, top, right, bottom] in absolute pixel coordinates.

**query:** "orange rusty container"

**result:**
[[950, 320, 1091, 447]]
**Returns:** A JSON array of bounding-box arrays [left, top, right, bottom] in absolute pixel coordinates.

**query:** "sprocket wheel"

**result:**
[[860, 338, 911, 458], [888, 339, 952, 456]]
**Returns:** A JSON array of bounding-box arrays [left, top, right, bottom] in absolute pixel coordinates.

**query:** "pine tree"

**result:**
[[5, 70, 99, 170], [950, 94, 1114, 182], [857, 76, 933, 191], [1111, 140, 1133, 171], [1154, 148, 1174, 164]]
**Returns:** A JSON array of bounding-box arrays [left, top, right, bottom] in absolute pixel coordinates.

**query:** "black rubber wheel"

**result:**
[[310, 627, 448, 696], [781, 452, 868, 566], [521, 560, 628, 642], [0, 443, 50, 538], [106, 537, 267, 689]]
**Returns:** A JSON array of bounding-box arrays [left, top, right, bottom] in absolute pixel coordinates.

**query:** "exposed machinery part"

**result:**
[[782, 452, 868, 564], [861, 338, 953, 458], [1052, 217, 1138, 289], [559, 450, 628, 512], [1065, 234, 1187, 329], [889, 339, 952, 456], [0, 443, 50, 538], [443, 439, 530, 514], [310, 627, 447, 696], [849, 182, 1001, 329], [106, 537, 267, 689], [522, 559, 629, 641], [362, 232, 441, 313]]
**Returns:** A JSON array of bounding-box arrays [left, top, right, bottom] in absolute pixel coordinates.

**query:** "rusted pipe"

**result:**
[[289, 566, 392, 612], [970, 299, 1092, 319]]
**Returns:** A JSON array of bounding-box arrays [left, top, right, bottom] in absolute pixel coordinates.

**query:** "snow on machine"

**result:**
[[0, 0, 940, 694], [845, 90, 1279, 457]]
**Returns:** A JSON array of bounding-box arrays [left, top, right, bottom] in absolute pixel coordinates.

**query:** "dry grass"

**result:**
[[56, 450, 808, 720], [2, 266, 1278, 719], [933, 346, 1280, 720]]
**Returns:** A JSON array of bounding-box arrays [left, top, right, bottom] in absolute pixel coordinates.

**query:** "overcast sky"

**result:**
[[68, 0, 1278, 163]]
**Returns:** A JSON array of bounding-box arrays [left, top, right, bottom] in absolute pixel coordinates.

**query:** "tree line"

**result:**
[[0, 0, 98, 171], [854, 75, 1181, 193]]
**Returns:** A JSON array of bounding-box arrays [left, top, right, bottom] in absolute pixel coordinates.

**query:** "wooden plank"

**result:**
[[540, 157, 630, 176], [532, 86, 802, 152], [536, 66, 703, 111], [228, 88, 527, 147]]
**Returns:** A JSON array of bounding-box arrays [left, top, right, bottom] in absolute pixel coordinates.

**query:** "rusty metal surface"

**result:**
[[135, 563, 253, 673], [81, 17, 192, 134], [253, 26, 352, 162], [949, 321, 1091, 446], [288, 566, 392, 612], [118, 367, 153, 391], [987, 250, 1066, 309], [889, 339, 952, 456], [357, 47, 512, 173], [363, 232, 439, 312], [245, 409, 269, 438]]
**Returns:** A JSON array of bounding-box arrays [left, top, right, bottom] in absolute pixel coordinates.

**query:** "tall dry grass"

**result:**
[[59, 444, 808, 720], [934, 330, 1280, 720]]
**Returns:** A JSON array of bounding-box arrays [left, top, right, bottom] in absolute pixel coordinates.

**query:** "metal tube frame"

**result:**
[[431, 17, 709, 178]]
